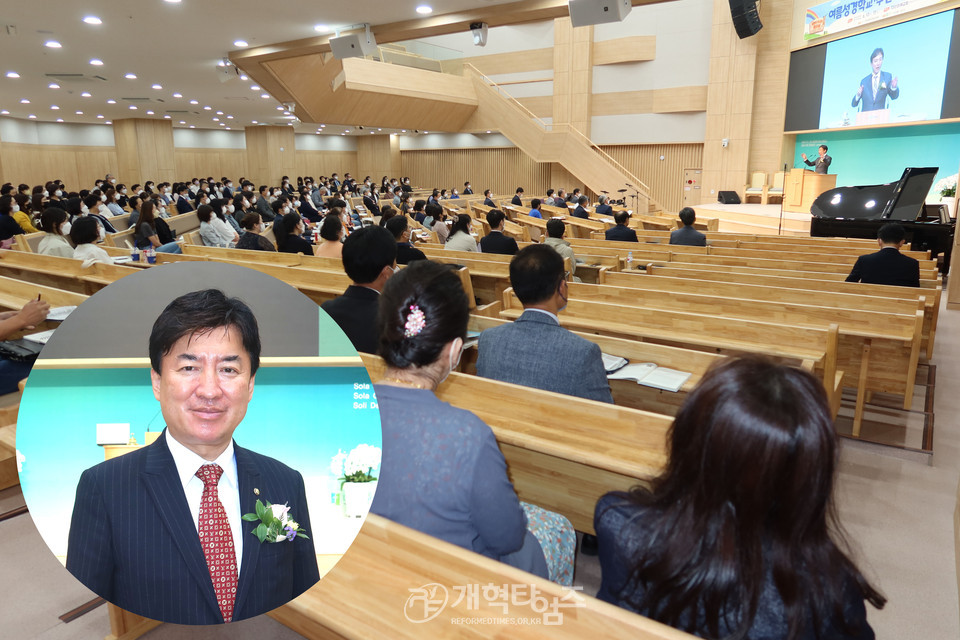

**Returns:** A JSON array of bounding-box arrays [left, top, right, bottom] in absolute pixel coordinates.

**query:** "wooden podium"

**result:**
[[783, 169, 837, 214]]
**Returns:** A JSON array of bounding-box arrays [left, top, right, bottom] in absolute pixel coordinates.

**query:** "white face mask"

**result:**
[[201, 198, 209, 206], [227, 204, 235, 213], [101, 194, 107, 202], [251, 196, 258, 204], [43, 190, 49, 197], [242, 200, 249, 208], [55, 190, 62, 197], [164, 188, 170, 194], [81, 205, 89, 214], [292, 200, 300, 208], [61, 221, 71, 235], [11, 205, 19, 213], [98, 224, 106, 241], [110, 179, 117, 184], [283, 206, 291, 215]]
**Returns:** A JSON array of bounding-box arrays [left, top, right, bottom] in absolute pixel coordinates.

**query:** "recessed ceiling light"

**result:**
[[0, 110, 8, 115], [486, 130, 492, 133], [105, 121, 112, 124], [172, 92, 182, 98], [5, 71, 20, 78], [219, 122, 225, 126], [107, 99, 116, 104], [416, 5, 433, 14], [203, 105, 212, 110], [56, 118, 63, 122], [213, 117, 219, 122], [179, 120, 186, 124], [240, 74, 248, 81], [216, 110, 224, 115], [89, 58, 103, 66], [151, 84, 162, 90], [125, 73, 137, 79], [19, 98, 29, 104], [50, 105, 59, 110], [233, 40, 248, 47], [97, 114, 104, 118], [401, 129, 406, 133], [129, 105, 137, 110], [189, 125, 195, 128], [260, 93, 269, 99], [276, 106, 284, 111], [81, 92, 91, 97], [226, 127, 231, 130], [164, 115, 171, 119], [28, 114, 36, 119], [370, 131, 375, 134], [146, 110, 154, 115], [189, 99, 198, 104], [226, 115, 233, 119], [83, 16, 102, 25], [251, 120, 258, 124], [250, 85, 260, 91], [48, 83, 60, 89], [45, 40, 62, 49], [283, 111, 290, 116], [424, 131, 429, 134], [164, 0, 181, 3], [314, 24, 330, 33], [75, 110, 83, 115]]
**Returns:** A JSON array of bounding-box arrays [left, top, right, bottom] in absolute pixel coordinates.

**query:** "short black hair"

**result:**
[[239, 212, 261, 231], [578, 195, 588, 205], [679, 207, 696, 226], [40, 207, 67, 234], [614, 210, 630, 225], [319, 214, 342, 241], [510, 244, 565, 305], [819, 144, 828, 152], [878, 222, 905, 244], [546, 189, 555, 197], [378, 260, 469, 369], [424, 203, 443, 219], [486, 209, 505, 228], [342, 225, 397, 284], [515, 187, 524, 194], [149, 289, 261, 376], [531, 198, 542, 209], [546, 218, 565, 238], [484, 189, 491, 197], [870, 47, 883, 61], [69, 216, 100, 246], [385, 214, 409, 239]]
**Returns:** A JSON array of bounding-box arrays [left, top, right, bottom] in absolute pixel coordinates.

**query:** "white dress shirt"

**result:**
[[165, 430, 244, 576], [525, 307, 560, 324]]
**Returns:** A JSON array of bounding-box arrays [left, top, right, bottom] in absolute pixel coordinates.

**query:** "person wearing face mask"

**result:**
[[45, 182, 66, 211], [197, 204, 232, 248], [370, 259, 575, 586], [134, 200, 181, 254], [463, 181, 474, 195], [476, 244, 613, 404], [114, 184, 129, 208], [0, 195, 27, 243], [104, 188, 125, 217], [296, 188, 320, 223], [231, 194, 250, 226], [401, 177, 413, 193], [188, 178, 200, 196], [70, 216, 113, 266], [223, 179, 234, 199], [10, 194, 39, 234], [209, 199, 241, 245], [37, 208, 75, 258], [273, 212, 312, 255], [174, 183, 193, 215], [105, 173, 117, 186], [255, 185, 275, 222], [81, 195, 118, 234], [235, 213, 276, 252]]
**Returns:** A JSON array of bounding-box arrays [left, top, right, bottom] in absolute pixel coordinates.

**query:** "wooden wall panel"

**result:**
[[461, 48, 554, 76], [599, 144, 704, 214], [112, 119, 176, 185], [592, 36, 656, 66], [748, 0, 794, 178], [296, 150, 358, 180], [245, 126, 297, 186], [356, 135, 400, 181], [400, 148, 551, 196], [174, 150, 249, 182], [0, 143, 117, 190]]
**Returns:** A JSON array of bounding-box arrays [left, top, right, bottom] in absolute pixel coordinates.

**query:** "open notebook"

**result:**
[[602, 353, 692, 393]]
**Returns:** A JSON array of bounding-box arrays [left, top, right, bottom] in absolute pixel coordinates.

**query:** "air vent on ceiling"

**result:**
[[122, 97, 154, 102], [45, 73, 107, 83], [165, 109, 191, 114], [224, 96, 251, 101]]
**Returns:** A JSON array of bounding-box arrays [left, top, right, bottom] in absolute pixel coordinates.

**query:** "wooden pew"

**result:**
[[0, 250, 140, 294], [0, 410, 18, 491], [0, 274, 89, 310], [651, 252, 940, 279]]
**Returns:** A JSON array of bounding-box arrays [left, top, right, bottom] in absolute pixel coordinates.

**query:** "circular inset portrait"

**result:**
[[16, 261, 382, 625]]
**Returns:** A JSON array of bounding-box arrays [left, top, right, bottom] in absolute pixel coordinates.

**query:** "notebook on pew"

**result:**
[[47, 306, 77, 322], [602, 354, 692, 393], [23, 329, 55, 345]]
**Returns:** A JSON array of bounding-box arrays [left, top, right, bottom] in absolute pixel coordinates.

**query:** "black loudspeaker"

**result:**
[[718, 191, 741, 204], [729, 0, 762, 39]]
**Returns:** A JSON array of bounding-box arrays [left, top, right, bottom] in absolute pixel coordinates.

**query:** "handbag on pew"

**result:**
[[0, 338, 43, 363]]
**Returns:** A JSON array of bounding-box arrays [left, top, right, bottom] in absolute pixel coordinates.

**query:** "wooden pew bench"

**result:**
[[0, 250, 140, 294]]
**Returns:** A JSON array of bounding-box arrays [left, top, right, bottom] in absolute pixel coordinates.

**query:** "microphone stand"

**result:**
[[778, 162, 787, 236]]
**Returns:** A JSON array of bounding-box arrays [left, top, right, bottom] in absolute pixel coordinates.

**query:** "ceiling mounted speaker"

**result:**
[[330, 29, 377, 59], [568, 0, 632, 28], [729, 0, 762, 38]]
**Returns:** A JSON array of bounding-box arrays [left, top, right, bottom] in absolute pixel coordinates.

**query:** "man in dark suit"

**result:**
[[479, 209, 519, 255], [462, 181, 474, 195], [66, 290, 319, 625], [572, 195, 590, 219], [385, 215, 427, 264], [511, 187, 524, 206], [845, 222, 920, 287], [851, 47, 899, 112], [604, 211, 638, 242], [595, 195, 613, 216], [322, 226, 398, 353], [801, 144, 832, 175], [669, 207, 707, 246], [483, 189, 496, 208], [175, 183, 194, 214], [477, 245, 613, 404], [362, 188, 378, 213]]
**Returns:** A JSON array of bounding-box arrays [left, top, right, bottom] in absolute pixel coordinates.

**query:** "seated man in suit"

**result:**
[[175, 183, 194, 215], [483, 189, 496, 208], [845, 222, 920, 287], [385, 215, 427, 265], [572, 195, 590, 219], [66, 290, 320, 625], [477, 244, 613, 404], [255, 185, 276, 222], [604, 211, 638, 242], [669, 207, 707, 246], [479, 209, 519, 255], [463, 181, 474, 195], [567, 188, 581, 204], [595, 195, 613, 216], [361, 188, 378, 213], [511, 187, 524, 206]]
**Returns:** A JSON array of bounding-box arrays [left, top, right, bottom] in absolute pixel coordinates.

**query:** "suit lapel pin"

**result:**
[[254, 488, 260, 495]]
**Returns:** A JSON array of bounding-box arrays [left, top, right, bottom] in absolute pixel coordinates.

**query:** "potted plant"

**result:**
[[330, 444, 381, 518]]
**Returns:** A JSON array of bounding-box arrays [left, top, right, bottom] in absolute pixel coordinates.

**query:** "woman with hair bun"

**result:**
[[274, 211, 313, 255], [595, 356, 885, 640], [370, 260, 576, 585]]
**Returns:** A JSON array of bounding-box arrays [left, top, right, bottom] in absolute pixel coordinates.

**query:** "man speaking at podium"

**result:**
[[801, 144, 832, 174], [852, 47, 899, 112]]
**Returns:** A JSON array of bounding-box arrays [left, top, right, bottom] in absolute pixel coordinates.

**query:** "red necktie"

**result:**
[[195, 464, 238, 623]]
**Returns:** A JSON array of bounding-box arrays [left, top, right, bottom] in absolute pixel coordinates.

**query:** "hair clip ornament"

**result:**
[[404, 305, 426, 338]]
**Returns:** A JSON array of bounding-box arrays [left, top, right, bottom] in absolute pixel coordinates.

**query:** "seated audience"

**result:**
[[595, 194, 613, 216], [479, 210, 519, 255], [12, 194, 39, 233], [197, 204, 232, 248], [605, 211, 638, 242], [256, 185, 275, 221], [567, 188, 582, 203], [528, 198, 543, 219], [511, 187, 524, 206], [104, 189, 125, 217], [0, 195, 26, 243], [134, 200, 181, 254], [314, 215, 344, 258], [595, 356, 885, 640], [543, 219, 578, 279], [426, 203, 448, 243], [670, 207, 707, 247], [444, 214, 478, 252], [463, 181, 474, 195], [211, 198, 242, 240], [274, 212, 313, 255], [320, 225, 397, 353], [175, 183, 193, 214], [235, 213, 275, 252], [483, 189, 496, 208], [572, 195, 590, 219], [412, 199, 427, 224], [71, 216, 113, 266], [386, 215, 427, 264], [845, 222, 920, 287], [37, 208, 74, 258], [0, 297, 49, 394], [370, 259, 575, 585], [378, 204, 396, 228], [477, 244, 613, 403]]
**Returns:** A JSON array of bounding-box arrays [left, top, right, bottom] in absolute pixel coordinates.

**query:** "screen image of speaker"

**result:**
[[718, 191, 741, 204], [729, 0, 762, 39]]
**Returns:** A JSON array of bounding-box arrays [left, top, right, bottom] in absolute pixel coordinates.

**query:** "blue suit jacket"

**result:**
[[605, 225, 638, 242], [66, 430, 319, 624], [852, 70, 899, 111], [476, 309, 613, 403]]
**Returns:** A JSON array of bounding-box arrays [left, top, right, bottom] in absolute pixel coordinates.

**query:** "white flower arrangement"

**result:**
[[331, 444, 381, 487], [933, 174, 957, 198]]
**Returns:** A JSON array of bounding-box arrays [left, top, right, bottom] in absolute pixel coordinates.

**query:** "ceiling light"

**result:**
[[5, 72, 20, 79], [146, 110, 154, 115], [129, 105, 138, 110], [125, 73, 137, 79], [45, 41, 62, 49], [276, 106, 284, 111], [172, 92, 182, 98], [213, 117, 220, 122], [75, 110, 83, 115], [1, 110, 8, 115], [486, 130, 492, 133], [189, 99, 198, 104], [260, 93, 269, 99], [416, 5, 433, 14], [28, 114, 36, 119], [203, 105, 212, 110], [233, 40, 248, 47], [107, 99, 116, 104], [56, 118, 63, 122], [89, 58, 103, 66], [401, 129, 406, 133], [216, 110, 224, 115], [189, 125, 195, 128], [48, 83, 60, 89], [97, 114, 104, 118], [164, 115, 171, 119], [314, 24, 330, 33], [226, 115, 233, 119], [50, 105, 59, 110], [252, 120, 258, 124], [164, 0, 181, 3], [283, 111, 290, 116], [20, 98, 29, 104], [250, 85, 260, 91], [179, 120, 186, 124], [240, 74, 248, 81], [81, 92, 91, 97], [225, 127, 231, 130], [83, 16, 102, 25], [151, 84, 162, 90], [219, 122, 225, 126]]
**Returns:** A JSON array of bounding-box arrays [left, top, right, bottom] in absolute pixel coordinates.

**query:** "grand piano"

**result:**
[[810, 167, 955, 273]]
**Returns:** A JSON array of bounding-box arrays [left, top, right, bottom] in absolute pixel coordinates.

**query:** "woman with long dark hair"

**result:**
[[595, 357, 885, 640], [273, 211, 313, 255], [443, 213, 477, 252]]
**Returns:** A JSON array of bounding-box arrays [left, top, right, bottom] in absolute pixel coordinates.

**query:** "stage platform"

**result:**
[[696, 202, 812, 236]]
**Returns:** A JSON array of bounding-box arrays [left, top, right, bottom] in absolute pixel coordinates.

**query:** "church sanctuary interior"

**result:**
[[1, 0, 959, 637]]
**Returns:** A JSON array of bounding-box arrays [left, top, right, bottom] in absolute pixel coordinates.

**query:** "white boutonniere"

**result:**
[[879, 82, 887, 91], [242, 499, 310, 543]]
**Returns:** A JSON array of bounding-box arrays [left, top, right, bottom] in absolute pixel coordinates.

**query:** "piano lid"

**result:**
[[810, 167, 939, 221]]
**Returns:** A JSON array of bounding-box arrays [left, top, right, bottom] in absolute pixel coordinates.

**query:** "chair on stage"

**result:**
[[766, 171, 785, 205], [743, 171, 768, 204]]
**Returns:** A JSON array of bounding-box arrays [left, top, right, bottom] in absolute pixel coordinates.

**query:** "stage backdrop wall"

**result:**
[[794, 121, 960, 195]]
